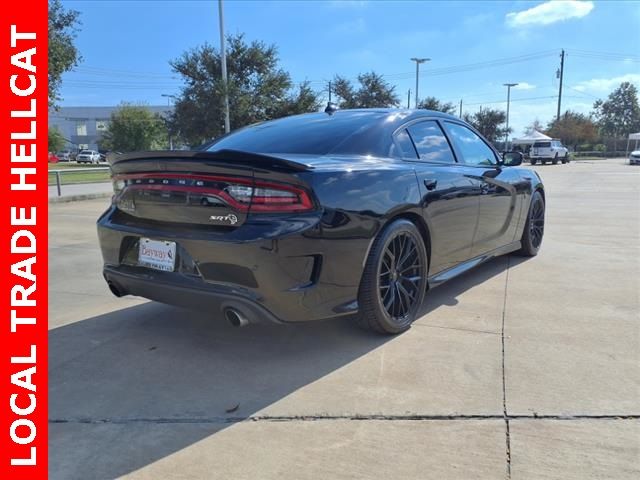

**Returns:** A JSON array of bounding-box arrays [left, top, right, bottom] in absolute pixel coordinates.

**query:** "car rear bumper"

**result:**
[[103, 265, 284, 324], [97, 206, 368, 323]]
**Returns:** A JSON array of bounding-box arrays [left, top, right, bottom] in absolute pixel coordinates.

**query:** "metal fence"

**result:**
[[48, 167, 111, 197]]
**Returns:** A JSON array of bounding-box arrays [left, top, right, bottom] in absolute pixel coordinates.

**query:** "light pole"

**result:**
[[218, 0, 230, 134], [410, 57, 430, 108], [503, 83, 518, 148], [161, 94, 177, 150]]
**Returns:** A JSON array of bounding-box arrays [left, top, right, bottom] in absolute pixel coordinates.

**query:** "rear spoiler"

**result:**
[[109, 149, 313, 174]]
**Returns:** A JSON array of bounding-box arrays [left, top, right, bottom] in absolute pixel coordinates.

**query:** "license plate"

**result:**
[[138, 238, 176, 272]]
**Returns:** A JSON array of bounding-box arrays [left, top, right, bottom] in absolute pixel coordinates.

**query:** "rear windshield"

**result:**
[[534, 142, 551, 147], [207, 112, 388, 156]]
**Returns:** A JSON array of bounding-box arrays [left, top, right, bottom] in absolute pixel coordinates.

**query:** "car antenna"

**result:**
[[325, 102, 339, 115]]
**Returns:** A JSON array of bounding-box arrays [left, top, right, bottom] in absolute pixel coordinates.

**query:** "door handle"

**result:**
[[424, 179, 438, 191]]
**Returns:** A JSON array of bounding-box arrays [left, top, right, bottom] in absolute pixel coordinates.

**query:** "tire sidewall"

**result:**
[[522, 191, 545, 255], [360, 220, 428, 333]]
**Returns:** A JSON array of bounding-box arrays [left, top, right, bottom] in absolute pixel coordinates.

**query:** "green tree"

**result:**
[[48, 0, 82, 107], [170, 34, 320, 145], [592, 82, 640, 149], [417, 96, 457, 115], [276, 81, 322, 118], [463, 107, 510, 143], [48, 127, 66, 152], [332, 72, 399, 109], [546, 110, 598, 150], [101, 104, 168, 152]]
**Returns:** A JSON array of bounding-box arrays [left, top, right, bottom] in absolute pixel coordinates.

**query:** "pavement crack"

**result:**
[[49, 414, 640, 425], [501, 256, 512, 479]]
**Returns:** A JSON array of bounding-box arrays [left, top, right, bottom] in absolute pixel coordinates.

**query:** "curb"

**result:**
[[49, 192, 112, 204]]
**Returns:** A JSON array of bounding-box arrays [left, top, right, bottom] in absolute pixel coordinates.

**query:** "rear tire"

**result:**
[[552, 154, 559, 165], [356, 219, 428, 334], [517, 191, 545, 257], [530, 159, 537, 165]]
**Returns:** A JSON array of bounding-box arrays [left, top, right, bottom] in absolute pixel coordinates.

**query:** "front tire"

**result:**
[[552, 154, 559, 165], [518, 191, 545, 256], [530, 159, 537, 165], [356, 219, 428, 334]]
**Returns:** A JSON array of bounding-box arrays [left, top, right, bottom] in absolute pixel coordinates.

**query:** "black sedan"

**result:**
[[97, 109, 545, 334]]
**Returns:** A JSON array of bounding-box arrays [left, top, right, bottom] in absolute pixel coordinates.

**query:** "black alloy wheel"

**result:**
[[518, 190, 545, 256], [357, 219, 427, 334]]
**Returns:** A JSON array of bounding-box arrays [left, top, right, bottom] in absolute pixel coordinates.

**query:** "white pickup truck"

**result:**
[[529, 140, 569, 165]]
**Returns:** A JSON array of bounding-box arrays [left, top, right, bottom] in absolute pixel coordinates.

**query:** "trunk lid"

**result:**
[[109, 150, 314, 228]]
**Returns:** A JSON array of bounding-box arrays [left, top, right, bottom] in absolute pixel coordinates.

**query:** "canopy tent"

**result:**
[[627, 132, 640, 153], [512, 131, 552, 145]]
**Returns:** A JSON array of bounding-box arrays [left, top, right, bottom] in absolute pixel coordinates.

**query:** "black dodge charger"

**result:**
[[97, 109, 545, 334]]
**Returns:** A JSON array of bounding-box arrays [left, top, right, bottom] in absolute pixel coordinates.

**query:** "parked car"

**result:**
[[56, 150, 72, 162], [529, 140, 569, 165], [629, 150, 640, 165], [48, 152, 60, 163], [98, 109, 545, 335], [76, 149, 101, 164]]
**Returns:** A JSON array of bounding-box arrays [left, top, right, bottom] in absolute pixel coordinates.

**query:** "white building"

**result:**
[[48, 105, 173, 151]]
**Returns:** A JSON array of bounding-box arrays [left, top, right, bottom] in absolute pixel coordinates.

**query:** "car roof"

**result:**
[[206, 108, 463, 157]]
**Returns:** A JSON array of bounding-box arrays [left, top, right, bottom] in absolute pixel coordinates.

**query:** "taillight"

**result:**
[[112, 178, 126, 195], [113, 174, 314, 213], [226, 182, 313, 212]]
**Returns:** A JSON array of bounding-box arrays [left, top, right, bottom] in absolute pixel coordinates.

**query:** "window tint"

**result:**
[[534, 141, 551, 148], [207, 111, 388, 156], [391, 129, 418, 159], [444, 122, 497, 166], [406, 121, 456, 163]]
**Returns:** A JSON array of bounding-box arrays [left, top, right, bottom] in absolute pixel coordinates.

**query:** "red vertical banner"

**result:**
[[0, 1, 48, 479]]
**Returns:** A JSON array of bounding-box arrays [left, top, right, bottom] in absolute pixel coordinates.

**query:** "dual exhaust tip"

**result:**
[[107, 280, 251, 328]]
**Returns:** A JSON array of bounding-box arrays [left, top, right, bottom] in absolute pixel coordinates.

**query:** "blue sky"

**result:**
[[60, 0, 640, 134]]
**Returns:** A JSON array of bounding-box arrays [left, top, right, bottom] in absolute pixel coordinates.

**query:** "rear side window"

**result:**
[[406, 121, 456, 163], [534, 142, 551, 148], [443, 122, 497, 166], [391, 129, 418, 159]]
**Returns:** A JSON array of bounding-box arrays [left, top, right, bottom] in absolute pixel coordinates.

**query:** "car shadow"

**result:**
[[49, 254, 527, 479], [420, 254, 527, 315]]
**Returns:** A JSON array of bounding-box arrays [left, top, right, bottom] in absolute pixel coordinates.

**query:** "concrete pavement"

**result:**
[[49, 159, 639, 479]]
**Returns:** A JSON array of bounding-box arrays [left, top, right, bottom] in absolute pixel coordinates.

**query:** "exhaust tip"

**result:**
[[224, 308, 249, 327], [107, 281, 123, 297]]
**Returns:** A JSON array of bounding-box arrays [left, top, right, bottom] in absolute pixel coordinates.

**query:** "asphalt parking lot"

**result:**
[[49, 158, 639, 479]]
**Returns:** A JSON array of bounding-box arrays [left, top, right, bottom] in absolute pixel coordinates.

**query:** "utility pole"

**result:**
[[218, 0, 230, 134], [410, 57, 430, 108], [459, 99, 463, 117], [407, 89, 411, 109], [503, 83, 518, 148], [556, 49, 565, 121], [161, 94, 176, 150]]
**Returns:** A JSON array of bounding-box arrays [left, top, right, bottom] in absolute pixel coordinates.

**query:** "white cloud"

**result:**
[[514, 82, 536, 91], [573, 73, 640, 93], [332, 17, 366, 35], [506, 1, 594, 27]]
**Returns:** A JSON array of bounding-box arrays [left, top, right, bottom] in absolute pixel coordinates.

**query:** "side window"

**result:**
[[406, 121, 456, 163], [391, 129, 418, 159], [443, 122, 497, 166]]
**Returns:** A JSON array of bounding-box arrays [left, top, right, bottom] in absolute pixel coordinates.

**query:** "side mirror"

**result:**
[[502, 151, 523, 167]]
